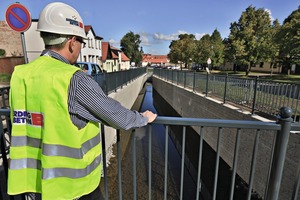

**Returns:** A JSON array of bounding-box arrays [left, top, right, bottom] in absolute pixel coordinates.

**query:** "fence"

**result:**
[[154, 69, 300, 122], [1, 107, 300, 200], [94, 67, 146, 95]]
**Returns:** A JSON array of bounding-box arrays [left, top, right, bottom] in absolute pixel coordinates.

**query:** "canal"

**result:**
[[102, 82, 259, 199]]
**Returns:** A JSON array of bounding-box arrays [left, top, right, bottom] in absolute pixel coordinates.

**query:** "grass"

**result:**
[[0, 73, 11, 82], [207, 70, 300, 84]]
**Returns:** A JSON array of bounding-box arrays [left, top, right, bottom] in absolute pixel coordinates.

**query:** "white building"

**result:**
[[24, 20, 102, 64], [78, 25, 102, 65]]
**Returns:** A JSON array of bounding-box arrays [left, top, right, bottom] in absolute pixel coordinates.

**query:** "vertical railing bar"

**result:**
[[148, 125, 152, 200], [261, 82, 267, 113], [164, 125, 169, 200], [206, 72, 209, 97], [229, 128, 241, 200], [196, 126, 204, 200], [266, 83, 272, 114], [193, 71, 196, 92], [286, 84, 290, 106], [292, 154, 300, 200], [275, 84, 280, 115], [279, 84, 284, 108], [251, 77, 258, 115], [291, 85, 296, 113], [101, 124, 109, 200], [223, 74, 228, 104], [264, 129, 277, 199], [269, 83, 274, 114], [294, 87, 300, 122], [132, 130, 137, 200], [247, 129, 261, 200], [117, 130, 123, 200], [213, 127, 222, 200], [180, 126, 186, 200], [270, 84, 277, 115]]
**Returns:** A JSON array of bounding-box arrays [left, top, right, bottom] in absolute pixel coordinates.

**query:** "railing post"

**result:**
[[117, 129, 123, 200], [193, 71, 196, 92], [184, 71, 186, 88], [223, 73, 228, 104], [266, 107, 292, 200], [251, 76, 259, 115], [101, 124, 109, 200], [206, 71, 209, 97]]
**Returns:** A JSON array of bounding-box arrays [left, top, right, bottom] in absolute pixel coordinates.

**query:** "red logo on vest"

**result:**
[[28, 113, 43, 126]]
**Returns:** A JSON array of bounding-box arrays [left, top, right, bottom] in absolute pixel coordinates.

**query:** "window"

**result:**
[[259, 62, 264, 68]]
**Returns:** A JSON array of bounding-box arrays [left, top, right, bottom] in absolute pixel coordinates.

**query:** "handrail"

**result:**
[[153, 68, 300, 122], [1, 107, 299, 199]]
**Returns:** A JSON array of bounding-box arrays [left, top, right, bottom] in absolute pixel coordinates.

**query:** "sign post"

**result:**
[[205, 58, 212, 96], [5, 3, 32, 63]]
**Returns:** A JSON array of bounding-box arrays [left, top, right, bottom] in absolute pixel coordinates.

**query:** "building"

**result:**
[[79, 25, 102, 64], [101, 42, 130, 72], [142, 54, 169, 67], [0, 21, 23, 57]]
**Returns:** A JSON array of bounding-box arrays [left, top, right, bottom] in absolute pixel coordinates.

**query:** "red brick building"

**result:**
[[142, 54, 169, 67], [0, 21, 23, 57]]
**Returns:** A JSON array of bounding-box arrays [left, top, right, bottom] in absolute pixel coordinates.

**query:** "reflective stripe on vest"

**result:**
[[10, 134, 101, 179], [11, 134, 100, 159], [9, 155, 101, 180]]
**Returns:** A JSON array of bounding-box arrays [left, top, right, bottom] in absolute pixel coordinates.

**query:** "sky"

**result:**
[[1, 0, 299, 55]]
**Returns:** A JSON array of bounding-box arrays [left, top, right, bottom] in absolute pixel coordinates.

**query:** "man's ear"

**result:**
[[68, 36, 76, 52]]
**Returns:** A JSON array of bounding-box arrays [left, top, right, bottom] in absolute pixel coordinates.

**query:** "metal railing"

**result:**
[[153, 69, 300, 122], [1, 107, 300, 200], [94, 67, 147, 95], [0, 87, 9, 109]]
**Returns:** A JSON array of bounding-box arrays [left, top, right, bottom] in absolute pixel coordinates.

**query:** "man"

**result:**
[[7, 2, 157, 200]]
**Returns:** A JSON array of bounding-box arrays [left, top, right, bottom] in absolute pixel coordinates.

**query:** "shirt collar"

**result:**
[[40, 50, 70, 65]]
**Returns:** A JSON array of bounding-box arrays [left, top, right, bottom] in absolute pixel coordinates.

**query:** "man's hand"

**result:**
[[141, 110, 157, 123]]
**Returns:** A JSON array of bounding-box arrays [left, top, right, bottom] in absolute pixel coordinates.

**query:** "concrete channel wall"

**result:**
[[152, 76, 299, 200], [103, 74, 148, 165]]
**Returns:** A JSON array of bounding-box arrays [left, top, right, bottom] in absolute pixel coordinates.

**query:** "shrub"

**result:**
[[0, 73, 11, 82], [0, 49, 6, 57]]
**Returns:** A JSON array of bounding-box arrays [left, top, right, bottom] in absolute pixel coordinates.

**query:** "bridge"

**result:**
[[1, 68, 300, 200]]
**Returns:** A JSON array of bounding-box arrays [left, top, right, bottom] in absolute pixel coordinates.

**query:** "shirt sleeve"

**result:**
[[69, 71, 148, 130]]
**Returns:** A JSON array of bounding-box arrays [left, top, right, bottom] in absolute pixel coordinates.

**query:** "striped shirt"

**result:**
[[42, 50, 148, 130]]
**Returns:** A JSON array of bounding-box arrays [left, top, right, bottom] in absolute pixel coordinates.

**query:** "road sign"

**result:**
[[5, 3, 31, 32], [207, 58, 212, 65]]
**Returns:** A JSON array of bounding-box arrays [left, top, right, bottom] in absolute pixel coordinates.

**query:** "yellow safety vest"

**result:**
[[8, 56, 102, 200]]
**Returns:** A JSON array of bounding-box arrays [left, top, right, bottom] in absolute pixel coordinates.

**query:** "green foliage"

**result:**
[[210, 29, 225, 67], [168, 34, 196, 68], [275, 7, 300, 74], [227, 5, 273, 75], [120, 31, 142, 66], [0, 73, 11, 82], [166, 4, 300, 75], [0, 49, 6, 57]]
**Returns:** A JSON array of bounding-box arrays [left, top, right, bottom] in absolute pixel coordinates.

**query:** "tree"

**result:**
[[168, 34, 196, 69], [210, 29, 225, 68], [268, 19, 281, 75], [120, 31, 142, 66], [228, 5, 273, 75], [194, 34, 211, 66], [275, 6, 300, 74]]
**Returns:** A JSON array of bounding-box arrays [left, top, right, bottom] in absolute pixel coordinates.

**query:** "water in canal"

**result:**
[[103, 83, 259, 200]]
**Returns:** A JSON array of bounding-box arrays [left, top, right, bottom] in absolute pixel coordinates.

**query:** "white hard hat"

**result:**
[[37, 2, 87, 42]]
